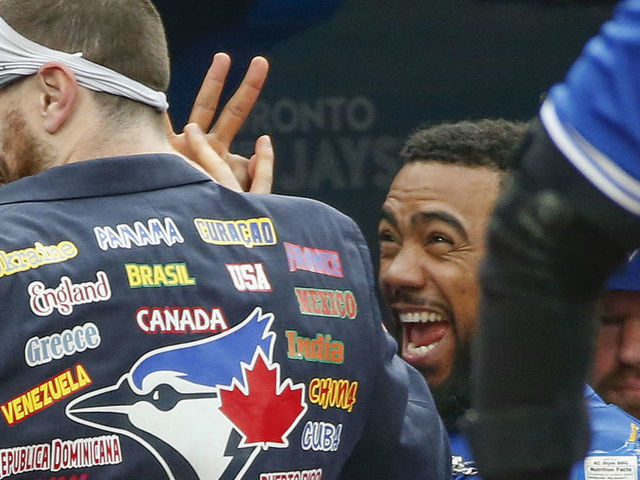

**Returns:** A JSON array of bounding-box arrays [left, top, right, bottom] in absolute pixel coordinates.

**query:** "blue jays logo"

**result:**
[[66, 308, 308, 480]]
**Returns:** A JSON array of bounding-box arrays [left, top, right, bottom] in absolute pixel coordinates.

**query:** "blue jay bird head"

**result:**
[[130, 307, 275, 394], [66, 307, 275, 480]]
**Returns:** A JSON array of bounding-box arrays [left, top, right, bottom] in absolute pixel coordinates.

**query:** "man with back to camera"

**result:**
[[0, 1, 450, 479]]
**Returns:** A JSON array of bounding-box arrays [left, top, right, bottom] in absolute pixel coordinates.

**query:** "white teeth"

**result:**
[[398, 311, 444, 324], [407, 341, 439, 354]]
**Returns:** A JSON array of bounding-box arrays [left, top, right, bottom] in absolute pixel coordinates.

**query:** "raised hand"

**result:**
[[184, 123, 273, 193], [166, 53, 274, 193]]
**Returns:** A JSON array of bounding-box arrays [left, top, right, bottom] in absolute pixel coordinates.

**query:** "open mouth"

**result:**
[[399, 311, 449, 356]]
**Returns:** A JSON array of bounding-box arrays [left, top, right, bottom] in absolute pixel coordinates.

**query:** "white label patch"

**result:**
[[585, 456, 638, 480]]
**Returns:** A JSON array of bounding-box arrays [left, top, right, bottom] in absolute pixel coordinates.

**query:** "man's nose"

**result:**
[[620, 317, 640, 366], [381, 245, 427, 290]]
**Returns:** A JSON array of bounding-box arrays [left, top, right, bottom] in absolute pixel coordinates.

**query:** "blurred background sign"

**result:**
[[156, 0, 613, 261]]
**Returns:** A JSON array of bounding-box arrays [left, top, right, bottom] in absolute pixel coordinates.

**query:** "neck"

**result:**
[[65, 127, 178, 164], [53, 89, 183, 165], [60, 109, 183, 165], [59, 121, 211, 179]]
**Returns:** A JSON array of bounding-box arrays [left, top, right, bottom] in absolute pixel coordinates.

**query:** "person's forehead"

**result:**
[[602, 290, 640, 319], [391, 160, 500, 188], [605, 289, 640, 306], [384, 161, 501, 219]]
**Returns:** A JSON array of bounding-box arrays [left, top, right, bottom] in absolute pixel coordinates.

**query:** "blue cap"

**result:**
[[606, 249, 640, 292]]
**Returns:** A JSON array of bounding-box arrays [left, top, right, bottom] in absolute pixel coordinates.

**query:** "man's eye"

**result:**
[[377, 230, 398, 243], [425, 233, 455, 255], [428, 234, 452, 245]]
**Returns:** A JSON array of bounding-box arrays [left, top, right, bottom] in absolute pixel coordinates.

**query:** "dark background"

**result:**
[[155, 0, 613, 268]]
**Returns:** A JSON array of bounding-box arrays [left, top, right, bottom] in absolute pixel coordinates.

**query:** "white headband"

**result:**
[[0, 16, 168, 111]]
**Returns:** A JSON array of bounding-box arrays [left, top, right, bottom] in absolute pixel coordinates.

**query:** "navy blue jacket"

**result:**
[[0, 154, 449, 480]]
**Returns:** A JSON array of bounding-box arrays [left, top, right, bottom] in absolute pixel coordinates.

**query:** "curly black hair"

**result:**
[[400, 119, 528, 173]]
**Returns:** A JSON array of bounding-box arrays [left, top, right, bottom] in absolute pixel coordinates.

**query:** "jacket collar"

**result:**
[[0, 154, 211, 205]]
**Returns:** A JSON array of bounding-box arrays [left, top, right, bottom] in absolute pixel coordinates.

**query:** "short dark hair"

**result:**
[[0, 0, 170, 123], [400, 119, 528, 174]]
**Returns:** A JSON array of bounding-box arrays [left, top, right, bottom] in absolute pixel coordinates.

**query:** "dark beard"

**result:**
[[1, 109, 53, 183], [430, 339, 472, 430]]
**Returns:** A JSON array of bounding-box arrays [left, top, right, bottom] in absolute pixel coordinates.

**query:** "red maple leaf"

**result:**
[[219, 352, 307, 448]]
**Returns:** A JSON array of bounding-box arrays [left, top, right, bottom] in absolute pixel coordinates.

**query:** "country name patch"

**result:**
[[136, 307, 228, 333], [125, 263, 196, 288], [294, 287, 357, 319], [93, 217, 183, 250], [194, 217, 277, 248], [1, 365, 92, 426], [0, 241, 77, 278], [284, 242, 343, 278]]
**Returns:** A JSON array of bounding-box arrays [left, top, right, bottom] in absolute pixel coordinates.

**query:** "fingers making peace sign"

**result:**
[[166, 53, 274, 193]]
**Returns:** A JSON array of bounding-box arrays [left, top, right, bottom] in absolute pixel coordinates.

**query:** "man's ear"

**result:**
[[36, 61, 78, 134]]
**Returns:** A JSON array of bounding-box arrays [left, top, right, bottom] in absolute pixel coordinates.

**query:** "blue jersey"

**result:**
[[0, 154, 450, 480], [571, 386, 640, 480], [541, 0, 640, 215], [452, 386, 640, 479]]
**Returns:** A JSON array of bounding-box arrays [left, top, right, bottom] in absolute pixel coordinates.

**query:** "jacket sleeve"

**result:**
[[542, 0, 640, 216]]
